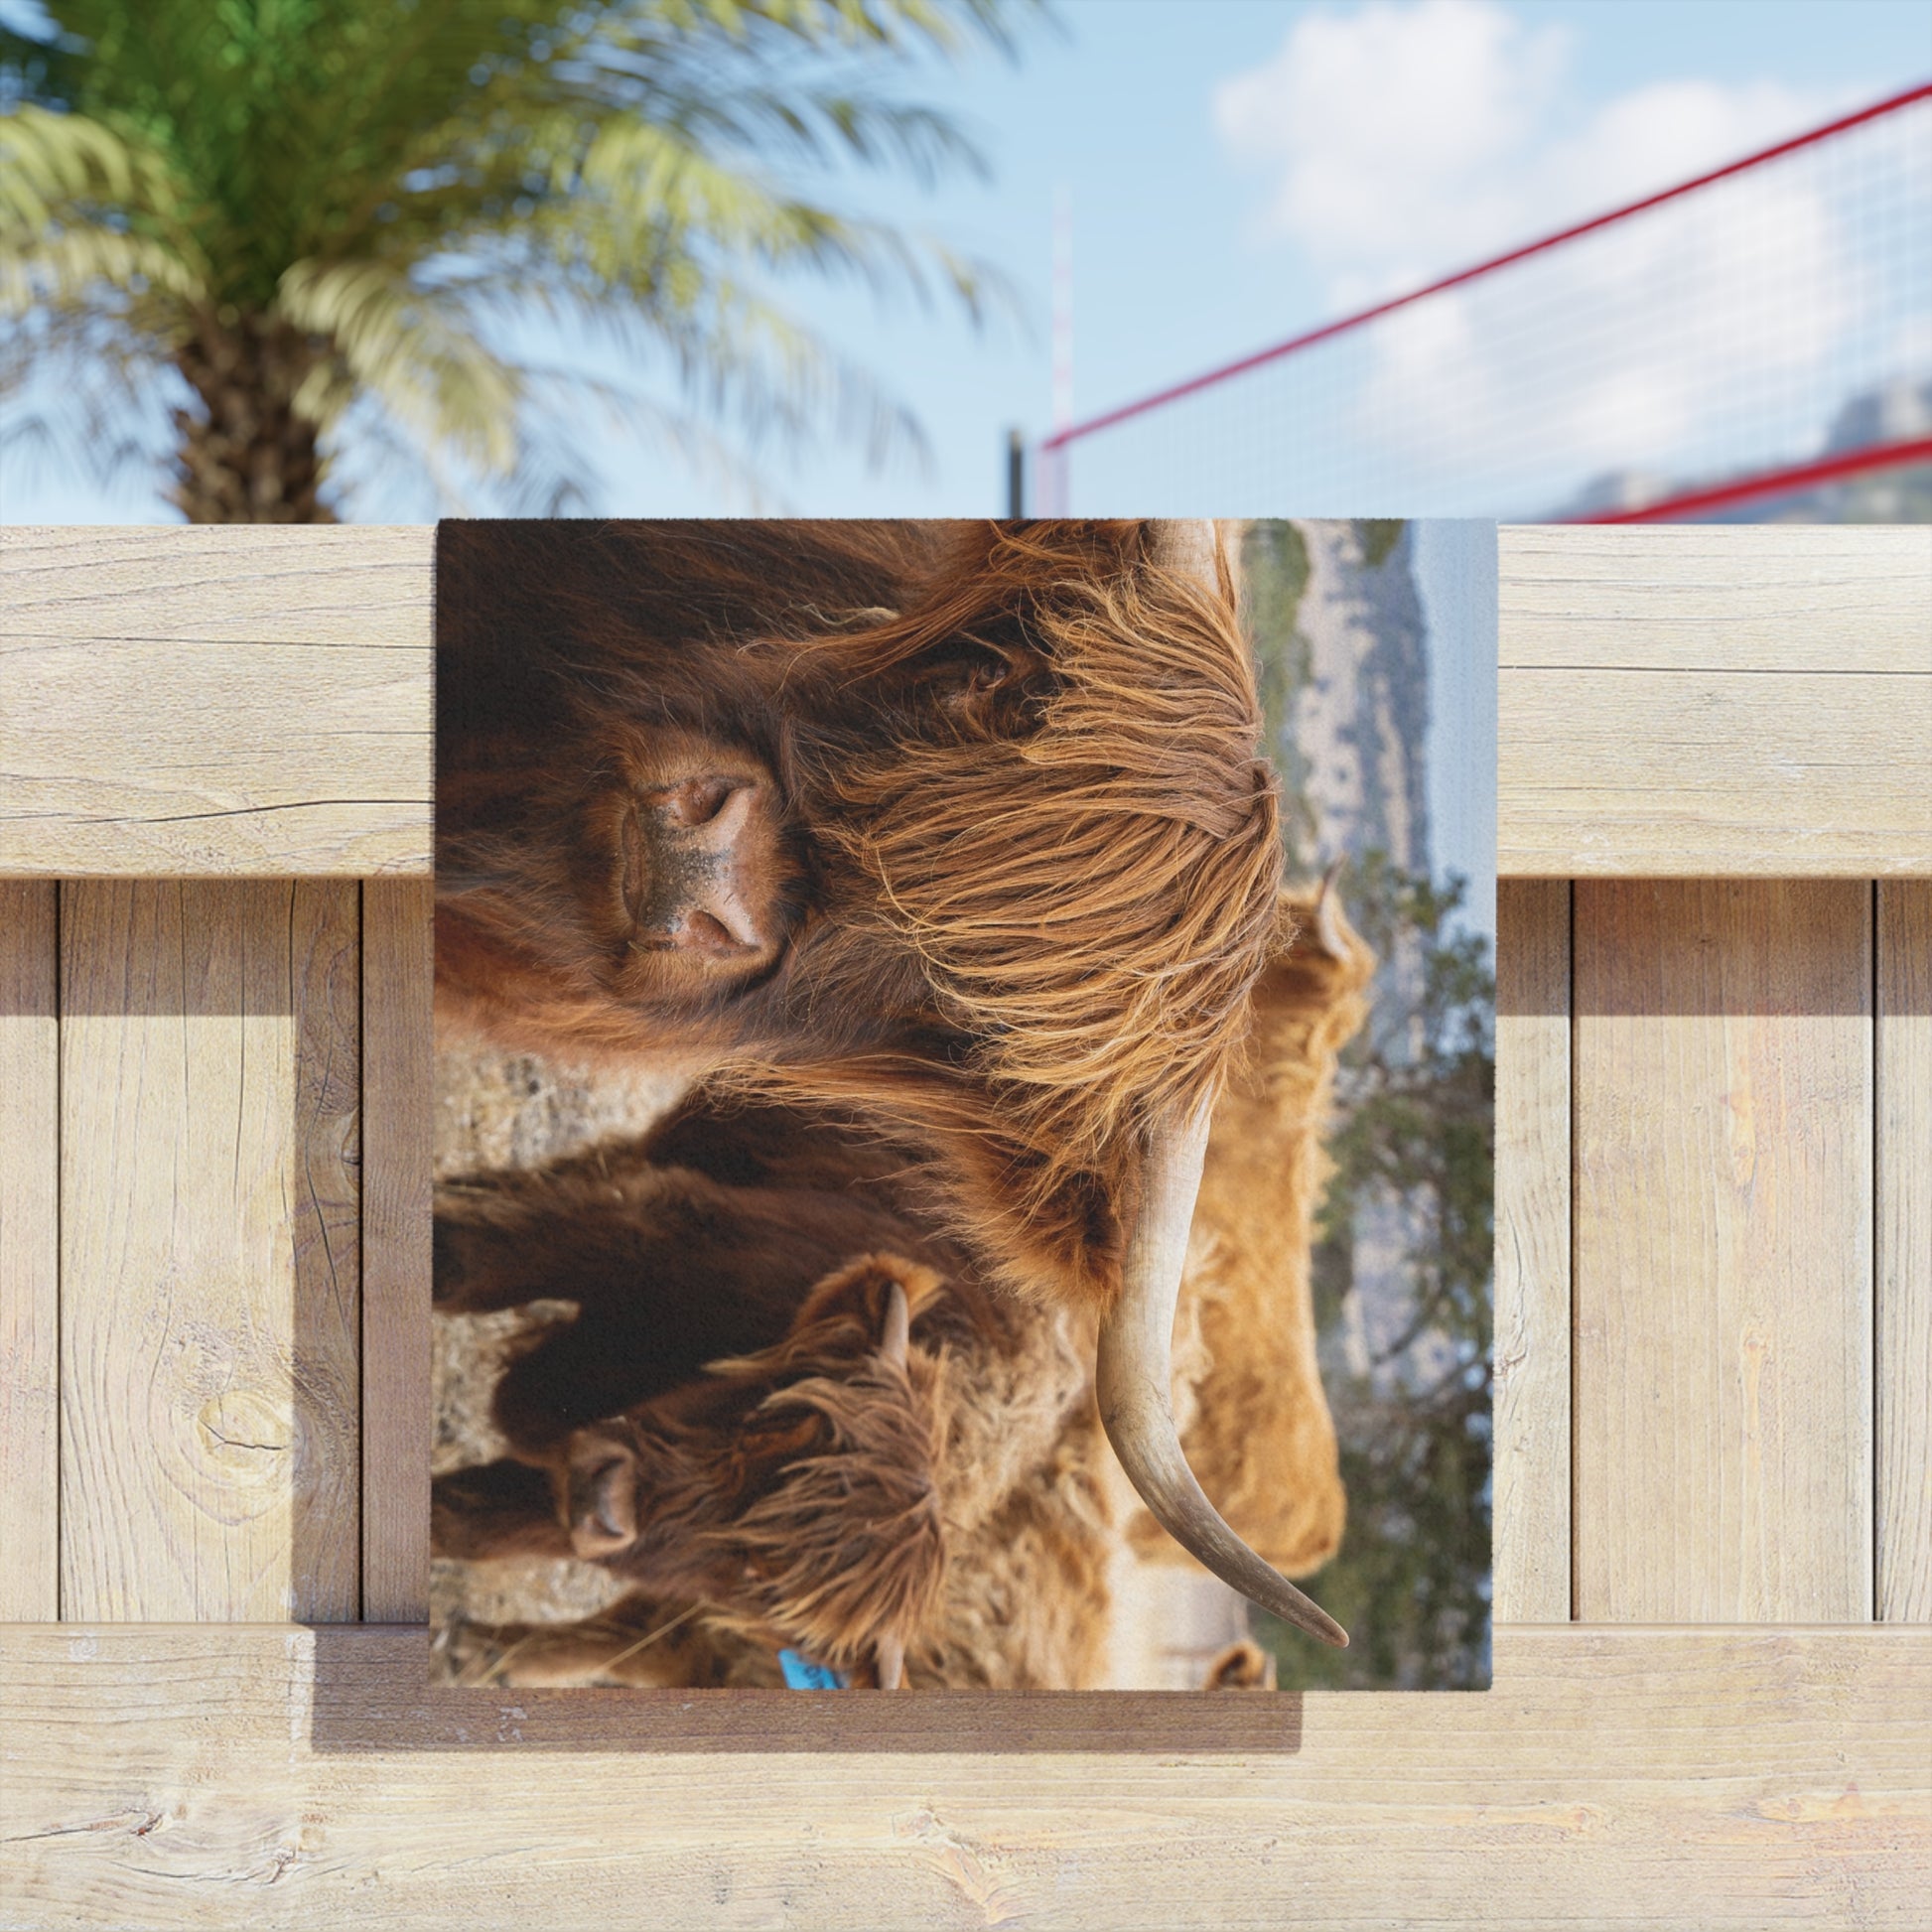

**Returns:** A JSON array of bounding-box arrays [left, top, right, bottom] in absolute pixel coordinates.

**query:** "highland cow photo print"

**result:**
[[430, 519, 1496, 1693]]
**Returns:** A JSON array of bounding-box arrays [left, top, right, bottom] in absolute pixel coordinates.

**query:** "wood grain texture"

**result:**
[[1499, 525, 1932, 672], [6, 524, 1927, 877], [361, 879, 432, 1622], [0, 881, 60, 1619], [1498, 526, 1932, 878], [0, 526, 432, 876], [1573, 881, 1873, 1622], [1876, 880, 1932, 1621], [58, 882, 360, 1620], [1492, 880, 1571, 1622], [0, 1624, 1925, 1931], [1499, 669, 1932, 877]]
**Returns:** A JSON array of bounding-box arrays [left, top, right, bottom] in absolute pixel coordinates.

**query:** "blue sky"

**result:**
[[3, 0, 1928, 522]]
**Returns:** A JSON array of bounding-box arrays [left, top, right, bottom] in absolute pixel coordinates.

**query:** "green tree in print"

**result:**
[[1264, 856, 1495, 1692]]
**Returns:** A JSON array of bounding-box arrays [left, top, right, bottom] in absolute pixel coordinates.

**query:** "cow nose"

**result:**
[[631, 776, 784, 958], [668, 784, 775, 954]]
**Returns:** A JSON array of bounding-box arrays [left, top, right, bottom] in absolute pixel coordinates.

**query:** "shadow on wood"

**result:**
[[306, 1625, 1308, 1754]]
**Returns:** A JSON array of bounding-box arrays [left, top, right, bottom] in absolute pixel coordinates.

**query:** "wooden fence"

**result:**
[[0, 523, 1927, 1929]]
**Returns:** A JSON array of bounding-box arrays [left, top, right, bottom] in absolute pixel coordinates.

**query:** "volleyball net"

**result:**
[[1033, 82, 1932, 521]]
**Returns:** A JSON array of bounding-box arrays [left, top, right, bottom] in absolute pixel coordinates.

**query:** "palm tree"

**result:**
[[0, 0, 1032, 521]]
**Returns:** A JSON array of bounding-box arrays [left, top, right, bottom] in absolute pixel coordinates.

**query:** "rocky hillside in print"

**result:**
[[1240, 521, 1494, 1692]]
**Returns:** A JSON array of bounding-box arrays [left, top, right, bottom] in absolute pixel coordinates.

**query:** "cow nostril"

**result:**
[[657, 777, 737, 827], [633, 907, 763, 958], [681, 909, 736, 952], [569, 1450, 638, 1557]]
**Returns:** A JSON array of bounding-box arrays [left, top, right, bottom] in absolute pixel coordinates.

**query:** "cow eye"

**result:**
[[920, 637, 1011, 704]]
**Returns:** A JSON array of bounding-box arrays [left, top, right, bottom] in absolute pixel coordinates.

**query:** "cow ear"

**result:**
[[565, 1439, 639, 1558], [791, 1255, 938, 1355]]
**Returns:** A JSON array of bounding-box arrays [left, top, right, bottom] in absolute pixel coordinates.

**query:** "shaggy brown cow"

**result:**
[[436, 515, 1334, 1635], [436, 518, 1276, 1308], [435, 880, 1372, 1679], [435, 1222, 1100, 1690], [434, 1255, 947, 1687]]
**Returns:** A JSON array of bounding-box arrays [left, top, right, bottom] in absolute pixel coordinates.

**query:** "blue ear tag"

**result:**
[[777, 1648, 847, 1690]]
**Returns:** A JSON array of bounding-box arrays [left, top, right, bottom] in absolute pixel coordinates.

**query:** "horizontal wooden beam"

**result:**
[[0, 527, 432, 876], [4, 524, 1927, 879], [0, 1623, 1924, 1930], [1499, 525, 1932, 876]]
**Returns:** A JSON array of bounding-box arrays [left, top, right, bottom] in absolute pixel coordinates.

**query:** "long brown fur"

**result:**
[[687, 1260, 949, 1667], [437, 519, 1282, 1311], [433, 882, 1372, 1688]]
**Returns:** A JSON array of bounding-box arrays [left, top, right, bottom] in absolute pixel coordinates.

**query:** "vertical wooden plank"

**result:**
[[0, 881, 60, 1619], [1574, 881, 1872, 1623], [361, 878, 432, 1622], [1492, 879, 1572, 1622], [1876, 880, 1932, 1620], [292, 878, 364, 1621], [59, 881, 359, 1620]]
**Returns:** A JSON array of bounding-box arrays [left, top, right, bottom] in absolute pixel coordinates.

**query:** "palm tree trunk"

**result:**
[[170, 312, 335, 523]]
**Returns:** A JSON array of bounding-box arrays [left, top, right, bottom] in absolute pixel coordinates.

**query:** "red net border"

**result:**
[[1579, 435, 1932, 523], [1035, 80, 1932, 521]]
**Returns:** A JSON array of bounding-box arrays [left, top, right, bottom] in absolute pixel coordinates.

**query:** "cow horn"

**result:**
[[873, 1633, 905, 1691], [1096, 1104, 1349, 1648], [1312, 855, 1350, 962], [1145, 517, 1224, 592], [1113, 521, 1344, 1644], [878, 1279, 910, 1371]]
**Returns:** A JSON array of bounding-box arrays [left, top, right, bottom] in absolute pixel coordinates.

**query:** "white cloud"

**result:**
[[1205, 0, 1918, 503], [1215, 0, 1572, 302], [1356, 161, 1856, 479], [1213, 0, 1830, 304]]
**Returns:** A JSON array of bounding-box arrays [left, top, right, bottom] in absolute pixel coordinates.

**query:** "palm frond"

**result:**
[[0, 99, 188, 223], [3, 0, 1043, 517], [278, 257, 521, 473]]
